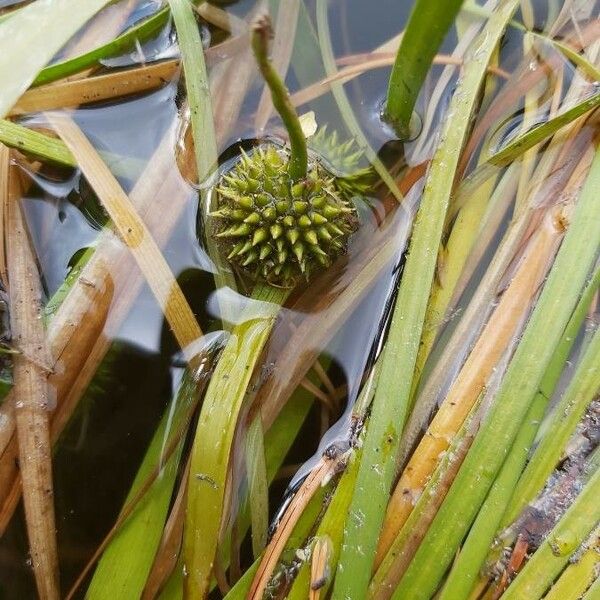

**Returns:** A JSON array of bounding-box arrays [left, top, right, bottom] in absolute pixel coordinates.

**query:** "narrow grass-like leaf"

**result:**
[[168, 0, 236, 319], [248, 454, 346, 599], [43, 247, 95, 323], [331, 4, 519, 598], [540, 35, 600, 82], [438, 267, 600, 600], [0, 119, 75, 167], [488, 91, 600, 166], [0, 119, 143, 178], [385, 0, 466, 138], [184, 283, 289, 597], [0, 0, 112, 118], [86, 371, 203, 600], [33, 6, 171, 86], [6, 163, 60, 600], [168, 0, 217, 183], [414, 168, 499, 386], [393, 137, 600, 600], [12, 60, 179, 116], [501, 466, 600, 600], [371, 405, 479, 599]]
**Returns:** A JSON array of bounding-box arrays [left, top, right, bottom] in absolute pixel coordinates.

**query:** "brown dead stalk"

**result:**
[[5, 156, 60, 600]]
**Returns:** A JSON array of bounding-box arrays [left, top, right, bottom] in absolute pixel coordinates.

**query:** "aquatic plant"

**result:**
[[1, 2, 599, 600], [184, 14, 362, 598]]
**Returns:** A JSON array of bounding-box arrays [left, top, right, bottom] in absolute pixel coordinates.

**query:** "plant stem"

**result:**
[[385, 0, 466, 139], [169, 0, 217, 184], [392, 138, 600, 600], [331, 3, 518, 597], [183, 282, 289, 598], [251, 15, 307, 181]]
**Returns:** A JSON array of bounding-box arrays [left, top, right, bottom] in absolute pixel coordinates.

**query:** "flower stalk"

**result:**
[[252, 15, 307, 181], [183, 14, 363, 598]]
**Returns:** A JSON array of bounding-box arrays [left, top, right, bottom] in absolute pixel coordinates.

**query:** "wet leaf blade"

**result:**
[[183, 284, 288, 597], [0, 0, 113, 118], [0, 119, 76, 167], [33, 6, 171, 86], [488, 91, 600, 166]]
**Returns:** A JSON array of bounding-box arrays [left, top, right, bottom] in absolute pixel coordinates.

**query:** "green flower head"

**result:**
[[211, 144, 358, 287]]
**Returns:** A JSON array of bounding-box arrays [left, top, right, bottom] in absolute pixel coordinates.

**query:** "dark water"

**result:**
[[0, 0, 595, 597]]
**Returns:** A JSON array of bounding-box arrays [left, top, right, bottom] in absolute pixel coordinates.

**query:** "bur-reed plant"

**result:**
[[2, 2, 600, 599], [183, 14, 367, 597]]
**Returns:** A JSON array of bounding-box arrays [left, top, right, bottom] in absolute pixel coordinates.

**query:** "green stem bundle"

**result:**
[[331, 3, 519, 598], [438, 267, 600, 599], [392, 134, 600, 600]]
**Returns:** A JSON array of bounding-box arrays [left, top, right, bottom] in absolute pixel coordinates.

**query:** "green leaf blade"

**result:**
[[0, 0, 113, 118]]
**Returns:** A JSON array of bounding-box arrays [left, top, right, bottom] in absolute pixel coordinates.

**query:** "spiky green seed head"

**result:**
[[308, 126, 376, 199], [211, 145, 358, 287]]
